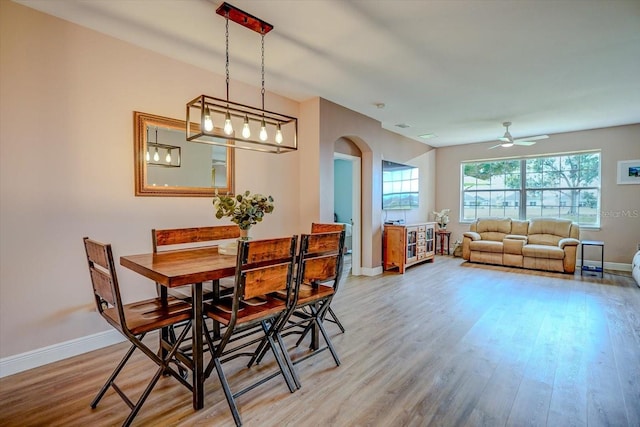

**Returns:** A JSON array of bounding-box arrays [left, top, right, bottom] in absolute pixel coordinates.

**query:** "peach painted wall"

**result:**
[[315, 99, 435, 269], [0, 2, 437, 360], [0, 2, 301, 358], [435, 124, 640, 264]]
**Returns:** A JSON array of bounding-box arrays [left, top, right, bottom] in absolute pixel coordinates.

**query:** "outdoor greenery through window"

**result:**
[[461, 151, 601, 227]]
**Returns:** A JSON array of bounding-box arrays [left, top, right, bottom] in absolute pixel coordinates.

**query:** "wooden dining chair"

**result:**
[[202, 236, 298, 427], [255, 230, 345, 389], [152, 225, 240, 301], [83, 237, 193, 427], [310, 222, 347, 333]]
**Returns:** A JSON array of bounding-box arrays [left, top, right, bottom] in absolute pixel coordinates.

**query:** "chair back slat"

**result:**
[[85, 238, 110, 269], [90, 267, 117, 307], [241, 237, 296, 265], [242, 263, 292, 300], [311, 222, 345, 234], [302, 255, 339, 284], [83, 237, 123, 322], [223, 236, 297, 323], [153, 225, 240, 251], [297, 231, 345, 288], [306, 232, 342, 255]]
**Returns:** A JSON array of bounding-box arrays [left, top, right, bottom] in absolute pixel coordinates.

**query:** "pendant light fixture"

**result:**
[[146, 127, 181, 168], [186, 2, 297, 153]]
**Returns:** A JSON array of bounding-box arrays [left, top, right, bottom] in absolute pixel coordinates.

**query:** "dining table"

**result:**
[[120, 246, 236, 410]]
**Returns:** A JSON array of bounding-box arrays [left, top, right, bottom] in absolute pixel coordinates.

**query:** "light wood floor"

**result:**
[[1, 257, 639, 426]]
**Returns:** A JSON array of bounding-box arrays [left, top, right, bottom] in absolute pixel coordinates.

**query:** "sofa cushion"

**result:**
[[522, 244, 565, 260], [503, 238, 525, 255], [479, 231, 508, 241], [527, 218, 573, 246], [511, 220, 529, 236], [476, 218, 512, 234], [528, 234, 562, 246], [474, 218, 512, 242], [528, 218, 572, 237], [469, 240, 504, 253]]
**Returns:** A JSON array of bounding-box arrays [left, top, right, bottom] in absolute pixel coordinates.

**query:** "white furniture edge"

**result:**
[[0, 329, 125, 378]]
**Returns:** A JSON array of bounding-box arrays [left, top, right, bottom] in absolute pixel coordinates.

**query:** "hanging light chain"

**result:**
[[225, 12, 230, 101], [261, 32, 265, 111]]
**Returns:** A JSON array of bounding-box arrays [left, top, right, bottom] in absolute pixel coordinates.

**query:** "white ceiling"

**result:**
[[16, 0, 640, 147]]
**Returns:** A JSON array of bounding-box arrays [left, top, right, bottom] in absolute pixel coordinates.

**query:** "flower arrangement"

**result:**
[[213, 191, 275, 230], [433, 208, 450, 229]]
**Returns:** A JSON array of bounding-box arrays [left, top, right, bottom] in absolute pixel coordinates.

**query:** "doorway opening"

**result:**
[[334, 153, 361, 276]]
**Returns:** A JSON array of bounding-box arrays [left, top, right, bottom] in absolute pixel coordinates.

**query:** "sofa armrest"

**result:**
[[559, 238, 580, 249], [463, 231, 481, 241], [504, 234, 528, 242], [462, 232, 480, 260]]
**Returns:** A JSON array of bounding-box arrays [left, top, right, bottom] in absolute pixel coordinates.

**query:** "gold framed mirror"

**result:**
[[134, 111, 234, 197]]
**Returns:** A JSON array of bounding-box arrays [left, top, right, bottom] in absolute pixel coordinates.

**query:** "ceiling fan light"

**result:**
[[501, 142, 514, 148]]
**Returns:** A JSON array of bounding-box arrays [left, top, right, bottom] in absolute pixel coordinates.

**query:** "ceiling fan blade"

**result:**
[[488, 144, 502, 149], [514, 140, 537, 146], [513, 134, 548, 142], [498, 137, 511, 142]]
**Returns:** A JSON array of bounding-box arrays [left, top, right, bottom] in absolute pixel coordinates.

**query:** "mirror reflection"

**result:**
[[134, 112, 234, 197]]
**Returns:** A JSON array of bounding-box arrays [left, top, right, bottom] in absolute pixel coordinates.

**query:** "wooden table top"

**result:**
[[120, 246, 237, 288]]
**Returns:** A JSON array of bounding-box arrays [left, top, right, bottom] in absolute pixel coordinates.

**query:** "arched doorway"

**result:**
[[334, 153, 361, 276], [334, 138, 362, 276]]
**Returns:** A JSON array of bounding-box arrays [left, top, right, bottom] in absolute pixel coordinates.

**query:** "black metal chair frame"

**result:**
[[202, 236, 299, 427], [310, 223, 348, 333], [253, 230, 345, 389], [83, 237, 193, 427]]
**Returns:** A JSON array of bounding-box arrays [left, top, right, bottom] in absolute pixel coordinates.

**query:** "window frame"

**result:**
[[460, 151, 601, 228]]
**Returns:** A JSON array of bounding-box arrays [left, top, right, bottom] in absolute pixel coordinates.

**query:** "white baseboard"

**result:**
[[579, 259, 632, 272], [0, 330, 125, 378], [360, 266, 383, 276]]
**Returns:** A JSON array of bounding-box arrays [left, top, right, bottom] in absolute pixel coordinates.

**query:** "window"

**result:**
[[461, 152, 600, 227], [382, 161, 419, 209]]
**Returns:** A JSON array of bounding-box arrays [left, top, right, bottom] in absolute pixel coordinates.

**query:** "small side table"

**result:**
[[435, 230, 451, 255], [581, 240, 604, 278]]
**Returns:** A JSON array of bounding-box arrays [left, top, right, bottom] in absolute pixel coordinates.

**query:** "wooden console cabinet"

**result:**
[[383, 222, 436, 273]]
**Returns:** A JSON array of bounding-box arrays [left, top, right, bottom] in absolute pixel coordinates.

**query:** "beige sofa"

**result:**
[[462, 217, 580, 273]]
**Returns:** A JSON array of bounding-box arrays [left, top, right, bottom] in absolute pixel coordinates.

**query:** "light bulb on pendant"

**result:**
[[223, 111, 233, 135], [259, 118, 268, 141], [165, 149, 172, 163], [203, 106, 213, 132], [153, 147, 160, 162], [146, 149, 150, 162], [242, 115, 251, 139], [275, 123, 283, 144]]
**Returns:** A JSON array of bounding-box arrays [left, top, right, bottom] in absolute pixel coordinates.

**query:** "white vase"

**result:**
[[239, 227, 251, 240]]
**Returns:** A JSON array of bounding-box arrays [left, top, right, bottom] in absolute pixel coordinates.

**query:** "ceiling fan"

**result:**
[[489, 122, 549, 149]]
